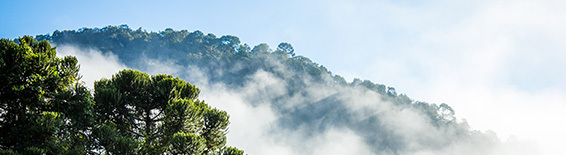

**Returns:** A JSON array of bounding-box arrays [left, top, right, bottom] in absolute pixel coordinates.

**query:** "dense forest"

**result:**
[[0, 25, 500, 154]]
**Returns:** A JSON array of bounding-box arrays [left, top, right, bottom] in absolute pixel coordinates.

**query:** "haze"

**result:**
[[2, 0, 565, 154]]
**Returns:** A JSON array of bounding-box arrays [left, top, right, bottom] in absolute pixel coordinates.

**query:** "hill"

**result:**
[[36, 25, 499, 154]]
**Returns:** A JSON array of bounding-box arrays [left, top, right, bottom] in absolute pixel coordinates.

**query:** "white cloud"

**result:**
[[311, 129, 373, 155], [55, 45, 127, 89], [197, 82, 286, 155], [139, 58, 181, 75], [266, 0, 566, 154], [322, 0, 566, 154]]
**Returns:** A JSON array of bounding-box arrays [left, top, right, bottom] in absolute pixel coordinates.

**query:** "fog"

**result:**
[[56, 45, 542, 154], [55, 45, 128, 89]]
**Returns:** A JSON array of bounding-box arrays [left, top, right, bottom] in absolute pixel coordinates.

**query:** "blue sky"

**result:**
[[2, 0, 566, 154]]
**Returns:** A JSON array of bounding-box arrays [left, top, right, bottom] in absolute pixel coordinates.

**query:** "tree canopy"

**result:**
[[93, 69, 232, 154], [0, 36, 94, 154], [0, 36, 243, 155]]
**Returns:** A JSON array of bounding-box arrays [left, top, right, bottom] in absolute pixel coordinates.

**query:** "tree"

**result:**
[[277, 42, 295, 57], [251, 43, 271, 55], [387, 87, 397, 96], [93, 69, 234, 154], [437, 103, 455, 122], [0, 36, 94, 154], [219, 35, 241, 54]]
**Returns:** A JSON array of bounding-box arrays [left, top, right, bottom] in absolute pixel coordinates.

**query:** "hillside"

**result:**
[[36, 25, 499, 154]]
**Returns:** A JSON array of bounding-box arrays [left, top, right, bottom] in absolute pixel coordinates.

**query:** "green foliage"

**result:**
[[0, 36, 94, 154], [93, 69, 232, 154], [39, 25, 338, 86], [163, 99, 204, 137], [1, 35, 242, 154], [202, 108, 230, 154], [93, 122, 140, 154], [23, 147, 46, 155], [168, 132, 206, 155], [0, 149, 17, 155], [222, 146, 245, 155]]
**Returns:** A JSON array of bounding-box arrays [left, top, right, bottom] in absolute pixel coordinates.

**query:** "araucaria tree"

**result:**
[[93, 69, 234, 154], [0, 36, 94, 154]]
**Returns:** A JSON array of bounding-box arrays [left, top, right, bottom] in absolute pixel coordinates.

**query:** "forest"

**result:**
[[0, 25, 500, 154]]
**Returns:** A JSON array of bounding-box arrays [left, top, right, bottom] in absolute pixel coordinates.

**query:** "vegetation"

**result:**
[[0, 25, 496, 154], [35, 25, 484, 153], [36, 25, 454, 125], [0, 36, 93, 154], [0, 36, 242, 154]]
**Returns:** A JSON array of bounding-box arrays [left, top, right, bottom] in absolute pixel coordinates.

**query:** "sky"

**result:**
[[2, 0, 566, 154]]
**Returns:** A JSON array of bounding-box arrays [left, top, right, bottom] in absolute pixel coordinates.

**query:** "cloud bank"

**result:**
[[55, 43, 545, 154], [305, 1, 566, 154], [79, 45, 549, 155], [192, 63, 539, 155]]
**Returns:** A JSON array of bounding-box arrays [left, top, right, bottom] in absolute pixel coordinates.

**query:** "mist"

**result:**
[[59, 44, 540, 154], [2, 0, 564, 153], [55, 45, 128, 89]]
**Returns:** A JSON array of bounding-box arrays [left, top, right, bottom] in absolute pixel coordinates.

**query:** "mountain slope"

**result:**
[[36, 25, 500, 154]]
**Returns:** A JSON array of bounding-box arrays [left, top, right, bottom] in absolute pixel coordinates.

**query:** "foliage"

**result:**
[[1, 36, 240, 154], [93, 69, 231, 154], [167, 132, 206, 155], [222, 146, 245, 155], [0, 36, 94, 154]]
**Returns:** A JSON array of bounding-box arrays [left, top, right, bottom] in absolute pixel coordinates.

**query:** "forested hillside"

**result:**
[[34, 25, 500, 154]]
